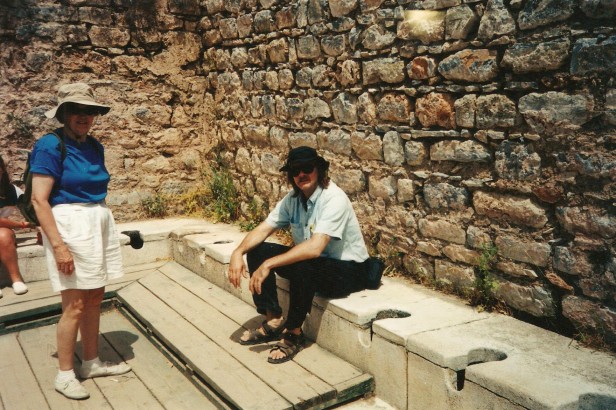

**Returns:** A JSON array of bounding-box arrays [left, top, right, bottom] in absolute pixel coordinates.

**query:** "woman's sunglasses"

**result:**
[[289, 164, 315, 177], [64, 103, 101, 116]]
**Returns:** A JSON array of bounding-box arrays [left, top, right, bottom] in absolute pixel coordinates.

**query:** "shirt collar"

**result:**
[[307, 185, 323, 205]]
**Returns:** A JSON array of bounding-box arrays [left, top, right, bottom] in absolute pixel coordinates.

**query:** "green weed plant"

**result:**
[[470, 244, 500, 311], [240, 197, 267, 231], [207, 165, 239, 223], [141, 192, 169, 218]]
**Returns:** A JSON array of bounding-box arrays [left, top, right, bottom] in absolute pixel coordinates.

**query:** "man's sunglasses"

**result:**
[[64, 103, 101, 116], [289, 164, 315, 177]]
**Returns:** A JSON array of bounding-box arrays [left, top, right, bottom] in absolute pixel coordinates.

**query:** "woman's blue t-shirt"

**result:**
[[30, 129, 110, 206]]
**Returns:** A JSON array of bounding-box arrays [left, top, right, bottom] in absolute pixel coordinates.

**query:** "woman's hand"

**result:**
[[17, 221, 36, 229], [53, 243, 75, 275], [249, 264, 271, 295], [228, 250, 247, 288]]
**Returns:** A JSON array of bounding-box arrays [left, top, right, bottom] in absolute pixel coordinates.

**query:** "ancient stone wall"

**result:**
[[1, 0, 615, 348]]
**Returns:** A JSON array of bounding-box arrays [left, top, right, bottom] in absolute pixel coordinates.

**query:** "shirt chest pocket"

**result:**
[[290, 222, 306, 244]]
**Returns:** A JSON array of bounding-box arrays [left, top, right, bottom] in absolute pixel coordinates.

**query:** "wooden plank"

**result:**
[[330, 374, 374, 403], [294, 344, 367, 388], [0, 270, 152, 327], [158, 261, 262, 327], [114, 307, 233, 410], [17, 325, 110, 410], [0, 295, 63, 322], [159, 263, 372, 395], [123, 260, 168, 274], [0, 280, 61, 310], [0, 279, 50, 304], [99, 310, 220, 410], [0, 262, 156, 310], [117, 281, 291, 410], [75, 328, 165, 410], [0, 333, 49, 409], [139, 272, 336, 409]]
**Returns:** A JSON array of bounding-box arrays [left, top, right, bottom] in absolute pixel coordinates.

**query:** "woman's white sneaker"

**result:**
[[55, 378, 90, 400], [79, 361, 131, 378], [12, 281, 28, 295]]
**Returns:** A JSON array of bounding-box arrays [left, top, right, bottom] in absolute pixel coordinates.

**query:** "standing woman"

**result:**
[[0, 155, 34, 297], [31, 83, 130, 400]]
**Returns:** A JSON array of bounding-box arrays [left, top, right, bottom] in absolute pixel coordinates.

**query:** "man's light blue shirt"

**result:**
[[266, 182, 369, 263]]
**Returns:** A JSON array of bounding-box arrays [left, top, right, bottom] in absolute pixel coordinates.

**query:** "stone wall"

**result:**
[[1, 0, 615, 348]]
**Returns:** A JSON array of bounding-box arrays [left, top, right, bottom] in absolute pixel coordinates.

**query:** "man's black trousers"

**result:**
[[246, 242, 367, 330]]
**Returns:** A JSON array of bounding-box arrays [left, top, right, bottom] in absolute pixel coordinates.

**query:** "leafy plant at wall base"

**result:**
[[361, 228, 410, 280], [141, 193, 168, 218], [240, 198, 267, 232], [379, 235, 403, 266], [470, 244, 500, 311], [207, 166, 239, 223], [574, 330, 611, 352], [175, 183, 210, 217], [572, 315, 612, 352]]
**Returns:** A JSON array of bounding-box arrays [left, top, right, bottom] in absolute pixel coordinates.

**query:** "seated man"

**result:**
[[228, 146, 371, 364]]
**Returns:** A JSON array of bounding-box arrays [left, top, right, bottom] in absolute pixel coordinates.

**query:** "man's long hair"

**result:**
[[288, 160, 330, 198], [0, 155, 11, 200]]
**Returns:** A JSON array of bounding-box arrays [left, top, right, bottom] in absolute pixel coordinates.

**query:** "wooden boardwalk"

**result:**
[[0, 261, 166, 334], [0, 309, 218, 410], [117, 262, 373, 410], [0, 261, 373, 410]]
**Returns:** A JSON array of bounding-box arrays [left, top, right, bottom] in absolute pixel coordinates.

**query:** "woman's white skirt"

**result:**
[[43, 203, 123, 292]]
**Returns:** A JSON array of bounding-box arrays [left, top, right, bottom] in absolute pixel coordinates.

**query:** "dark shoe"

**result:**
[[239, 320, 284, 345], [267, 331, 304, 364]]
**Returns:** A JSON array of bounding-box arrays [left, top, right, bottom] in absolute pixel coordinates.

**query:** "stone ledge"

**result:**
[[406, 315, 616, 409], [169, 221, 616, 410], [3, 218, 214, 285]]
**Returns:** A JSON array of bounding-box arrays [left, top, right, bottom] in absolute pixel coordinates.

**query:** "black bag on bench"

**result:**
[[364, 257, 384, 290]]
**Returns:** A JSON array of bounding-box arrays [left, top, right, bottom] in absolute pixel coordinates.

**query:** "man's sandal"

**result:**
[[267, 331, 305, 364], [239, 320, 283, 345]]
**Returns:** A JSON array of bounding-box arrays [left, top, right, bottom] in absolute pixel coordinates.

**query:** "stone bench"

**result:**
[[169, 222, 616, 410], [4, 218, 616, 409], [1, 218, 206, 286]]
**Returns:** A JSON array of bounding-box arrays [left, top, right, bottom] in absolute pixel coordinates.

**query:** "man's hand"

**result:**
[[249, 264, 271, 295], [228, 250, 248, 288], [227, 222, 277, 288], [53, 243, 74, 276]]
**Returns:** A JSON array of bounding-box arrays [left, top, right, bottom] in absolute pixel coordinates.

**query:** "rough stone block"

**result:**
[[438, 49, 498, 82]]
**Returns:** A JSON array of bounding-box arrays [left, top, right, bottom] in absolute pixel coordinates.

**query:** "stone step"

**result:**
[[115, 261, 374, 410]]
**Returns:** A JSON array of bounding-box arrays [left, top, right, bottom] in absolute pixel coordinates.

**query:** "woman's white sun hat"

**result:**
[[45, 82, 110, 120]]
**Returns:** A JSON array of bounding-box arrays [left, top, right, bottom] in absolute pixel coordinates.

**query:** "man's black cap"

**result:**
[[279, 146, 329, 172]]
